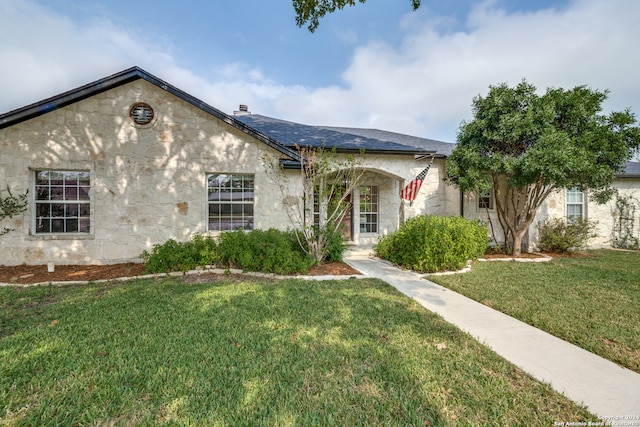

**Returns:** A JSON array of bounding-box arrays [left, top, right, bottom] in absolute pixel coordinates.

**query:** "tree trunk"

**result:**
[[511, 227, 528, 257]]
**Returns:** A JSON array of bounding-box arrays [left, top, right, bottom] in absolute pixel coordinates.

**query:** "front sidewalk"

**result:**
[[344, 247, 640, 419]]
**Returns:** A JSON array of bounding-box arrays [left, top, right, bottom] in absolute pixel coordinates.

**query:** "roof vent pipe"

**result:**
[[234, 104, 251, 115]]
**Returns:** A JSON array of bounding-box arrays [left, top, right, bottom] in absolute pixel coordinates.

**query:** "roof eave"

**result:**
[[292, 146, 437, 156], [0, 67, 143, 129], [0, 66, 301, 163]]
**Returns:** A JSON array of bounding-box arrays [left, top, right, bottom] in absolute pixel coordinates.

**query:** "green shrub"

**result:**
[[538, 217, 597, 253], [142, 230, 316, 275], [140, 234, 218, 273], [375, 215, 488, 273], [217, 229, 313, 274], [296, 224, 347, 263], [324, 223, 348, 262]]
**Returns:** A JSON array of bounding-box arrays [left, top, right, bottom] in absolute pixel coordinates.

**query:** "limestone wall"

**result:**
[[532, 180, 640, 249], [0, 80, 293, 266]]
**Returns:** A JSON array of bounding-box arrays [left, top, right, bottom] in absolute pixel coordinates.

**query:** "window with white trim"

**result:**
[[478, 189, 494, 210], [566, 188, 585, 219], [35, 171, 90, 234], [359, 185, 378, 233], [207, 173, 254, 231]]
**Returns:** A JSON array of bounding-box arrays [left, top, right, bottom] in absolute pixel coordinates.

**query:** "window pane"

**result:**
[[50, 186, 64, 200], [78, 185, 90, 200], [51, 219, 64, 233], [567, 188, 583, 203], [79, 218, 90, 233], [51, 203, 65, 217], [208, 189, 220, 202], [37, 218, 51, 233], [36, 186, 49, 201], [66, 219, 79, 233], [567, 205, 583, 218], [79, 204, 90, 216], [36, 203, 50, 217], [65, 204, 78, 217], [65, 186, 78, 200]]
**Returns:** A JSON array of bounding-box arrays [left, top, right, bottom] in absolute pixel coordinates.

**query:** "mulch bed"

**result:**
[[0, 261, 361, 285]]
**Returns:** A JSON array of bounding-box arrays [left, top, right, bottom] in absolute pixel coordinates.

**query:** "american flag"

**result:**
[[401, 163, 432, 203]]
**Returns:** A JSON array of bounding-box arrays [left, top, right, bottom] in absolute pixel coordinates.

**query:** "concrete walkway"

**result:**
[[344, 247, 640, 419]]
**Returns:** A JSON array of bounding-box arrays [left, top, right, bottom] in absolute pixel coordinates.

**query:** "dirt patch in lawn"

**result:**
[[0, 261, 361, 285]]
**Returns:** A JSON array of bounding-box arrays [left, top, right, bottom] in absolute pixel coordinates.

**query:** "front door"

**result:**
[[337, 193, 353, 241]]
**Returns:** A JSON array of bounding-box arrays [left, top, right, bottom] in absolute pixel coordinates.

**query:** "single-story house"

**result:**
[[1, 67, 638, 266]]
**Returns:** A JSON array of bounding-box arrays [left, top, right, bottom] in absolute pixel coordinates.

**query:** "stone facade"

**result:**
[[1, 69, 637, 266], [533, 179, 640, 249], [0, 78, 457, 266], [0, 80, 299, 265]]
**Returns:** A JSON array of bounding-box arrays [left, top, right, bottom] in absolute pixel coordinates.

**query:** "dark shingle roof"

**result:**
[[0, 67, 301, 163], [619, 162, 640, 178], [235, 114, 452, 156], [319, 126, 456, 157]]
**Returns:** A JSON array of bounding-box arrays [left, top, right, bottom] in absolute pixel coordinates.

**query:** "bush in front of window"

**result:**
[[141, 234, 219, 273], [141, 229, 328, 275], [217, 229, 314, 275], [538, 217, 597, 253], [374, 215, 489, 273]]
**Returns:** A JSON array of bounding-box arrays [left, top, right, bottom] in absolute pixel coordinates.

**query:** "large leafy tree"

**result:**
[[293, 0, 421, 32], [446, 80, 640, 256]]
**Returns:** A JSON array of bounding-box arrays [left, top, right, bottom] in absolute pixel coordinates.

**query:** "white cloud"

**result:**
[[0, 1, 177, 111], [1, 0, 639, 145], [272, 0, 640, 142]]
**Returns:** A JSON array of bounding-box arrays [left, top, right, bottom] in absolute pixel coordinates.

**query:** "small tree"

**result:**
[[1, 186, 28, 236], [446, 80, 640, 256], [264, 145, 366, 264]]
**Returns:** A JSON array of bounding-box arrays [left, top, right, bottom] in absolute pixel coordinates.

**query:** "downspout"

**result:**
[[460, 189, 465, 218]]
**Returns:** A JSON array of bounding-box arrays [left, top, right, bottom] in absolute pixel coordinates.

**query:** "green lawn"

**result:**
[[1, 276, 594, 426], [430, 249, 640, 373]]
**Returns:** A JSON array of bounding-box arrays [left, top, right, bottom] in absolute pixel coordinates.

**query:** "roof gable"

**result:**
[[0, 66, 300, 162]]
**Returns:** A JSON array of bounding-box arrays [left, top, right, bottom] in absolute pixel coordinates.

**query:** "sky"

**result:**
[[1, 0, 639, 143]]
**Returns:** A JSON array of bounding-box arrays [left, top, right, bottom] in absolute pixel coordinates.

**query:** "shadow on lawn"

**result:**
[[0, 277, 594, 425]]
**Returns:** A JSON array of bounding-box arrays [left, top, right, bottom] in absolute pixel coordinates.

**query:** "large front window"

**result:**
[[207, 173, 254, 231], [359, 185, 378, 233], [35, 171, 90, 234]]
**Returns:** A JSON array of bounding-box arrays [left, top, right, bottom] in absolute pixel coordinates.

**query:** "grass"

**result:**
[[430, 249, 640, 373], [0, 276, 595, 426]]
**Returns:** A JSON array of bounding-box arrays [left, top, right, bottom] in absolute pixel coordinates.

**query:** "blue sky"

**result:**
[[1, 0, 639, 143]]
